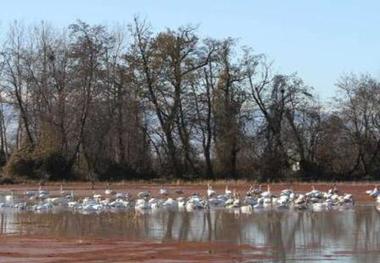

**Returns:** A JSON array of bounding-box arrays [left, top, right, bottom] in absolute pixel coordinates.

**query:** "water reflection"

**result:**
[[1, 206, 380, 262]]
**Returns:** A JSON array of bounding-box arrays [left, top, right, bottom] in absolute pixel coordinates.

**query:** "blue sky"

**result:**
[[1, 0, 379, 101]]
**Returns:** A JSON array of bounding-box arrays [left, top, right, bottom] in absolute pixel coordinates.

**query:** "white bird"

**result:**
[[47, 196, 67, 206], [328, 184, 339, 195], [68, 201, 80, 209], [177, 197, 186, 208], [207, 184, 216, 197], [162, 198, 178, 208], [5, 190, 15, 203], [343, 193, 353, 202], [68, 190, 75, 200], [253, 198, 264, 209], [261, 185, 272, 198], [38, 186, 49, 199], [294, 194, 306, 205], [24, 190, 38, 197], [366, 186, 379, 197], [243, 196, 257, 206], [137, 191, 150, 199], [160, 186, 169, 196], [110, 199, 130, 209], [306, 186, 322, 199], [185, 194, 204, 211], [60, 184, 65, 195], [93, 193, 102, 202], [34, 202, 53, 211], [115, 192, 128, 199], [135, 198, 151, 210], [105, 183, 115, 195], [225, 185, 232, 196], [281, 188, 293, 196], [253, 185, 263, 196]]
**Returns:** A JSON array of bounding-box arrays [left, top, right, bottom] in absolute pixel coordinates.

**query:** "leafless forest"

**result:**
[[0, 19, 378, 182]]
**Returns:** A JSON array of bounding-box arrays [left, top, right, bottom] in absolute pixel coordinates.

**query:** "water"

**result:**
[[1, 206, 380, 262]]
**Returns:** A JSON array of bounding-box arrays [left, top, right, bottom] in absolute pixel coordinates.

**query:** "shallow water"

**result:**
[[1, 205, 380, 262]]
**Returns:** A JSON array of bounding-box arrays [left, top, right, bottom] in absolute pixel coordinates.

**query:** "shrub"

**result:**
[[0, 176, 17, 185], [98, 161, 156, 181], [5, 145, 38, 179], [38, 152, 73, 181], [5, 146, 73, 181]]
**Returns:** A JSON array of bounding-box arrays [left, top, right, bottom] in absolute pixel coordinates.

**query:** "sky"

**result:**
[[1, 0, 380, 101]]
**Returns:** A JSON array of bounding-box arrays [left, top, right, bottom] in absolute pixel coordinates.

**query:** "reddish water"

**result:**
[[0, 182, 379, 262]]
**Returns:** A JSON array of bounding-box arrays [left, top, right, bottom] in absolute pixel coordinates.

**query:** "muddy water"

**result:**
[[1, 206, 380, 262]]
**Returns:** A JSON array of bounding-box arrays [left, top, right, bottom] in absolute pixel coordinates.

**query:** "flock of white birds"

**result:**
[[1, 183, 378, 215]]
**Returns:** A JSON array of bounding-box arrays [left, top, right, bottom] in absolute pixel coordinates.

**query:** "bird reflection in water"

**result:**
[[0, 206, 379, 262]]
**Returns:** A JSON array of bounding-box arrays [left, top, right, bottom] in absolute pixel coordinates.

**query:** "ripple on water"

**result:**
[[0, 205, 379, 262]]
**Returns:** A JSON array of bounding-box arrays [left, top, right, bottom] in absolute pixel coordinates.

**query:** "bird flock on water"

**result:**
[[1, 183, 377, 215]]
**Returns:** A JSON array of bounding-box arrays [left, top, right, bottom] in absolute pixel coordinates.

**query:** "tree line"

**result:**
[[0, 19, 379, 182]]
